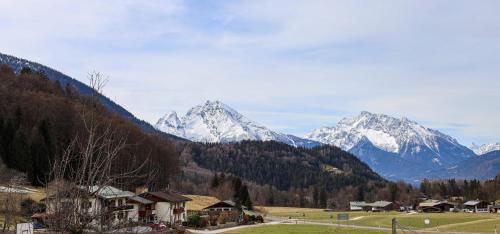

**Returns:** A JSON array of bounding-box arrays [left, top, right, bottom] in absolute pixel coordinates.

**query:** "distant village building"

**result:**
[[491, 200, 500, 213], [463, 200, 489, 213], [349, 201, 397, 212], [203, 200, 247, 212], [139, 191, 191, 224], [418, 200, 455, 213], [349, 201, 366, 211]]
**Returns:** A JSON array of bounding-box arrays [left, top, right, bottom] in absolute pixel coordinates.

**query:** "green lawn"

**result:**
[[265, 208, 500, 231], [224, 224, 388, 234], [438, 218, 500, 233]]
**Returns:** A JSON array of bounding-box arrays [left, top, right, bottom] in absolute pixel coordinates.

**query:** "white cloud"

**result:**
[[1, 0, 499, 145]]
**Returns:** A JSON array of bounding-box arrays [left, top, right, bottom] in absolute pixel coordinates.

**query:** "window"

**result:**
[[118, 212, 124, 220], [81, 200, 92, 210], [118, 199, 123, 206]]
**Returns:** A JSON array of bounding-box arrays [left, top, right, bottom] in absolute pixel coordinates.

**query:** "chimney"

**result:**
[[135, 186, 148, 195]]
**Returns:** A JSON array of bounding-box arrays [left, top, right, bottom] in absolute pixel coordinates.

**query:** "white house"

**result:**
[[139, 191, 191, 224], [43, 186, 137, 226]]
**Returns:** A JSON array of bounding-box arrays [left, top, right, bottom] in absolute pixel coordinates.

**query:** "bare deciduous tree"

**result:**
[[0, 165, 27, 231], [44, 72, 154, 233]]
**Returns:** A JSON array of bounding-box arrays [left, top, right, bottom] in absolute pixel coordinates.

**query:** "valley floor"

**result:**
[[236, 206, 500, 234]]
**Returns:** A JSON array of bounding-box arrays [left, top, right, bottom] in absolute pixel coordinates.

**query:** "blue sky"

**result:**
[[1, 0, 499, 145]]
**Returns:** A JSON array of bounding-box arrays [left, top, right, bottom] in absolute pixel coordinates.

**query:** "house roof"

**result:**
[[349, 201, 392, 208], [143, 191, 192, 203], [419, 200, 453, 207], [349, 201, 366, 206], [203, 200, 247, 210], [367, 201, 392, 208], [463, 200, 487, 206], [41, 186, 134, 201], [87, 186, 134, 199], [128, 195, 154, 204]]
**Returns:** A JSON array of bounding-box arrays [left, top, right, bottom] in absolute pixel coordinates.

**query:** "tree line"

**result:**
[[0, 65, 179, 188]]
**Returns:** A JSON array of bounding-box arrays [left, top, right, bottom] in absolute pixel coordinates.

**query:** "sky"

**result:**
[[1, 0, 499, 145]]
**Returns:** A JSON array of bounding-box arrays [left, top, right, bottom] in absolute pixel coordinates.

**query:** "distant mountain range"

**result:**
[[305, 112, 477, 182], [428, 150, 500, 180], [2, 52, 498, 183], [156, 103, 499, 183], [470, 142, 500, 155]]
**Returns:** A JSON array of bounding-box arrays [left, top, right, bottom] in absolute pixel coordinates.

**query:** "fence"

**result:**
[[392, 218, 420, 234]]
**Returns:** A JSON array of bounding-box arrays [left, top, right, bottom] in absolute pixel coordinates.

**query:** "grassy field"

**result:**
[[260, 206, 500, 233], [438, 218, 500, 233], [224, 224, 389, 234]]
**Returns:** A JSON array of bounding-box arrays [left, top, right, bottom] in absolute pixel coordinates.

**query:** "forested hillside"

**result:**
[[0, 65, 179, 187], [182, 141, 383, 191], [174, 140, 394, 208]]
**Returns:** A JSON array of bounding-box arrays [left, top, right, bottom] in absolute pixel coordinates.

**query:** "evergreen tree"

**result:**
[[240, 185, 253, 210], [211, 173, 220, 188], [20, 67, 32, 74], [356, 186, 365, 201], [299, 189, 306, 208], [319, 186, 327, 208], [389, 183, 399, 202], [312, 186, 319, 208], [266, 185, 274, 206]]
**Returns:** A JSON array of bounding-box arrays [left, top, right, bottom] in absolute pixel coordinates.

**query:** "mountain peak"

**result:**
[[155, 101, 320, 148], [306, 112, 472, 162], [470, 142, 500, 155]]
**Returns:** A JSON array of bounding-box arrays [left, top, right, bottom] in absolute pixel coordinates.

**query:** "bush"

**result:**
[[20, 198, 44, 216], [186, 214, 202, 227]]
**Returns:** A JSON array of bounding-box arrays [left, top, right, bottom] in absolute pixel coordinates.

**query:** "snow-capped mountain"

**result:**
[[470, 142, 500, 155], [155, 101, 320, 148], [305, 111, 475, 181]]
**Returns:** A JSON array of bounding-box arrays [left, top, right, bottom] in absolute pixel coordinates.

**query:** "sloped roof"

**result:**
[[419, 200, 453, 207], [463, 200, 487, 206], [367, 201, 392, 208], [350, 201, 366, 206], [128, 195, 154, 204], [203, 200, 247, 210], [145, 191, 192, 203], [349, 201, 391, 208], [42, 186, 134, 201], [87, 186, 134, 199]]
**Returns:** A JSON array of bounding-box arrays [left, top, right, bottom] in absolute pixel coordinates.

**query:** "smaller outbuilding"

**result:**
[[463, 200, 489, 213], [349, 201, 397, 212], [349, 201, 366, 211], [365, 201, 397, 212]]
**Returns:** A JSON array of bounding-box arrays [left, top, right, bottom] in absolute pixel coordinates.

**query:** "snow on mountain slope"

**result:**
[[155, 101, 321, 148], [470, 142, 500, 155], [305, 111, 475, 169]]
